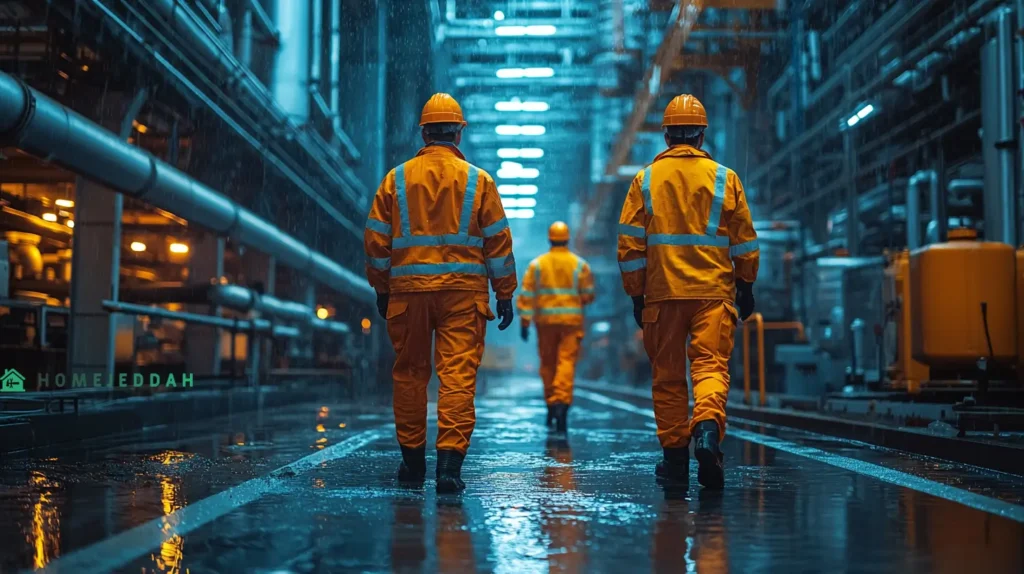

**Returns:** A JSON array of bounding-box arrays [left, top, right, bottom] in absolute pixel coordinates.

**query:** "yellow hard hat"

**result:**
[[662, 94, 708, 128], [548, 221, 570, 243], [420, 93, 467, 126]]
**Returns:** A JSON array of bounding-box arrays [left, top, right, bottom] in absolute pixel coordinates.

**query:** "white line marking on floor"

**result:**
[[36, 428, 385, 574], [575, 389, 1024, 524]]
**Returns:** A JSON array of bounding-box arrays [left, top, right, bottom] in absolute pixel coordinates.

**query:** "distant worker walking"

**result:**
[[517, 222, 595, 434], [364, 93, 517, 493], [617, 94, 759, 489]]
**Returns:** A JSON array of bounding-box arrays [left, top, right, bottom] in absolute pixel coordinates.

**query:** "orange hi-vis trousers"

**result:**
[[386, 290, 493, 455], [642, 299, 738, 448], [536, 324, 583, 405]]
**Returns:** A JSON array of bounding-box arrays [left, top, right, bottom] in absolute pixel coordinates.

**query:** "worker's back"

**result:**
[[520, 247, 594, 326], [618, 144, 759, 303], [364, 143, 517, 297]]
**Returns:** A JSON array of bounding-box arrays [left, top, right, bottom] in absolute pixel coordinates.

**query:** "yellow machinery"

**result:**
[[884, 228, 1019, 392], [910, 228, 1017, 368], [1018, 248, 1024, 385], [883, 250, 930, 392]]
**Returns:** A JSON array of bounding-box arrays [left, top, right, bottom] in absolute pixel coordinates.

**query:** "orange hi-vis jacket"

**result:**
[[617, 145, 759, 302], [364, 143, 518, 300], [517, 247, 595, 327]]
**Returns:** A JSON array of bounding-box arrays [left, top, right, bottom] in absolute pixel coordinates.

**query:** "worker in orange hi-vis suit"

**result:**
[[364, 93, 517, 494], [516, 222, 595, 434], [617, 94, 759, 490]]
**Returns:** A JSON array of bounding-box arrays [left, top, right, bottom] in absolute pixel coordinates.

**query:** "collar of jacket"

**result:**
[[653, 144, 713, 163], [417, 142, 466, 160], [549, 245, 570, 252]]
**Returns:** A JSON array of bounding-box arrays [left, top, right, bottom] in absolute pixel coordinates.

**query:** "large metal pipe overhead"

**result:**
[[132, 0, 363, 188], [982, 7, 1019, 245], [0, 71, 375, 305], [270, 0, 311, 124]]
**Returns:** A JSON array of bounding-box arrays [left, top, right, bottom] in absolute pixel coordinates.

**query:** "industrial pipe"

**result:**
[[749, 0, 1004, 187], [236, 7, 253, 67], [123, 0, 362, 186], [328, 0, 342, 132], [270, 0, 311, 124], [907, 170, 940, 249], [208, 284, 312, 324], [0, 71, 375, 305], [742, 314, 807, 407], [102, 300, 300, 338], [982, 8, 1019, 245]]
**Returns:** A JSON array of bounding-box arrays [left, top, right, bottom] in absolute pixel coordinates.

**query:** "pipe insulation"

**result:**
[[0, 71, 375, 305]]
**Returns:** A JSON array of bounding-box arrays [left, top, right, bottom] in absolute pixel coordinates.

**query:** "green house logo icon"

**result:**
[[1, 368, 26, 392]]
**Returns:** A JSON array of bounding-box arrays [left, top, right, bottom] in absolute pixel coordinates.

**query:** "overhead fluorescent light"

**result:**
[[856, 104, 874, 119], [495, 99, 549, 112], [498, 184, 538, 195], [495, 67, 555, 79], [505, 209, 536, 219], [41, 213, 58, 222], [842, 103, 877, 130], [497, 148, 545, 159], [501, 197, 537, 208], [495, 25, 557, 37], [495, 125, 546, 136], [55, 199, 74, 208], [493, 10, 505, 21], [497, 166, 540, 179], [617, 165, 644, 176]]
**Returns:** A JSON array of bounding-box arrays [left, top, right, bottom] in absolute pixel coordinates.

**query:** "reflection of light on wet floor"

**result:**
[[316, 424, 326, 432], [30, 471, 60, 569], [152, 476, 185, 574], [150, 451, 196, 466]]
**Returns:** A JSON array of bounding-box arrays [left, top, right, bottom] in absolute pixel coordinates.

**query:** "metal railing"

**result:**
[[741, 312, 806, 406]]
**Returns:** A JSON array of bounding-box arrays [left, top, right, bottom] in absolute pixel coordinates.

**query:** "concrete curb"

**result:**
[[0, 386, 324, 455], [577, 381, 1024, 477]]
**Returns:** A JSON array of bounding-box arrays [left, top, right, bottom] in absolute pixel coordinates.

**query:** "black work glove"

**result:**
[[376, 292, 389, 320], [736, 280, 755, 321], [520, 325, 529, 342], [496, 299, 514, 331], [632, 295, 645, 329]]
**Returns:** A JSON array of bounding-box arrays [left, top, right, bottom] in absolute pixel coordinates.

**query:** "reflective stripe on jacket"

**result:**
[[517, 247, 595, 327], [617, 145, 759, 302], [364, 144, 518, 298]]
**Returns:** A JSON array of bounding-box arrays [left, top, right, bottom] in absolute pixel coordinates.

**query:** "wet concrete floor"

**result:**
[[2, 376, 1023, 573]]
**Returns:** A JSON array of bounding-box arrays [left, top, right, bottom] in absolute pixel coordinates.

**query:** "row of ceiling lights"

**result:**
[[484, 15, 566, 219]]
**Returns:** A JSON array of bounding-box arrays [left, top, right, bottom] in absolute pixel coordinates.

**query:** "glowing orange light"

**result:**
[[361, 318, 371, 329]]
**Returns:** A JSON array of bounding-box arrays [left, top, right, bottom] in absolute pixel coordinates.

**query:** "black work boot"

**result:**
[[436, 449, 466, 493], [693, 420, 725, 490], [655, 447, 690, 484], [555, 404, 570, 434], [546, 405, 555, 428], [397, 446, 426, 484]]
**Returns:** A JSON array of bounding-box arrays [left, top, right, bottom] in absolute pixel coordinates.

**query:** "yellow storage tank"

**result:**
[[910, 229, 1017, 368], [1018, 249, 1024, 383], [883, 250, 929, 391]]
